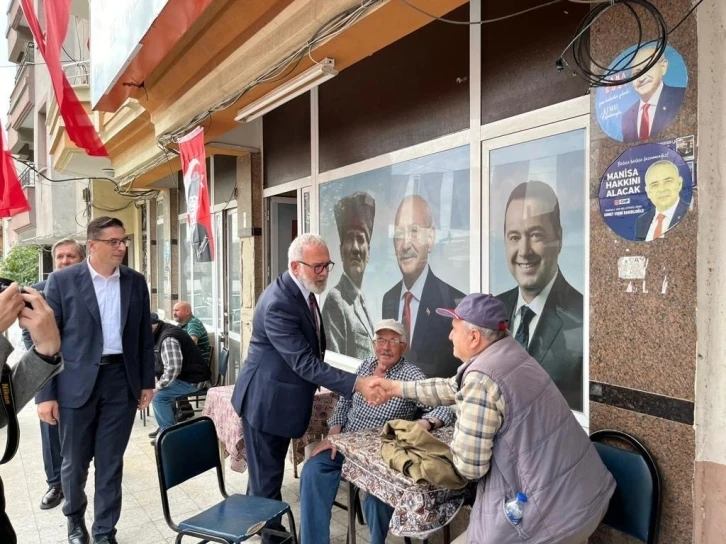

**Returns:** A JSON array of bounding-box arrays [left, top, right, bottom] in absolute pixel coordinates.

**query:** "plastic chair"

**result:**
[[174, 348, 229, 423], [590, 429, 662, 543], [155, 416, 298, 543]]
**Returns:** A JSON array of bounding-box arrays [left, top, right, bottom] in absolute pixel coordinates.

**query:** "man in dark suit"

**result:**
[[621, 47, 685, 143], [496, 181, 584, 411], [22, 238, 84, 511], [231, 233, 381, 544], [634, 159, 690, 241], [382, 195, 465, 379], [36, 217, 155, 544]]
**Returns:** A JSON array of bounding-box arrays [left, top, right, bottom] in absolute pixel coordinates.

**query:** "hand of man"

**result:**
[[38, 400, 60, 425], [19, 286, 61, 356], [311, 438, 338, 459], [368, 377, 403, 400], [139, 388, 154, 410], [416, 418, 432, 431], [354, 376, 387, 406], [0, 282, 26, 333]]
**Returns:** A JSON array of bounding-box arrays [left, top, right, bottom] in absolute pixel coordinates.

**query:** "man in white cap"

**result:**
[[298, 319, 453, 544]]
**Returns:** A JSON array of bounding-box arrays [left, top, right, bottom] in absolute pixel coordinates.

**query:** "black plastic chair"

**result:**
[[174, 347, 229, 423], [590, 429, 662, 543], [155, 416, 298, 543]]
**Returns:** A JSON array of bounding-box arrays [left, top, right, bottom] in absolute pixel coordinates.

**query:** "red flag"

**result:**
[[0, 125, 31, 218], [19, 0, 107, 157], [179, 127, 215, 262]]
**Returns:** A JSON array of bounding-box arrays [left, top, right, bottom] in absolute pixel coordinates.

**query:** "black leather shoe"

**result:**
[[148, 427, 159, 438], [93, 536, 118, 544], [40, 485, 63, 510], [67, 517, 90, 544]]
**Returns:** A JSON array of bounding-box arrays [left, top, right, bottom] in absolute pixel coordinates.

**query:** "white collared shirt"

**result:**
[[511, 271, 558, 347], [87, 259, 123, 355], [397, 264, 430, 342], [645, 199, 680, 241], [636, 82, 664, 138]]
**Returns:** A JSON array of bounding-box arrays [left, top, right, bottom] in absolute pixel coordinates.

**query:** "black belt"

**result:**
[[100, 354, 124, 365]]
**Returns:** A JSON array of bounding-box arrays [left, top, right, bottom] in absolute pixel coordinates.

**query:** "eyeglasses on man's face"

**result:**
[[374, 338, 405, 347], [297, 261, 335, 274], [94, 238, 131, 249]]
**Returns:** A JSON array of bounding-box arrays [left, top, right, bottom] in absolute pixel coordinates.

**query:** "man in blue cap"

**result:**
[[371, 293, 614, 544]]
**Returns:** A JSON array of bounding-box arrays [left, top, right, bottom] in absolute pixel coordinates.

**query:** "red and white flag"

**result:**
[[19, 0, 107, 157], [179, 127, 215, 262], [0, 124, 31, 218]]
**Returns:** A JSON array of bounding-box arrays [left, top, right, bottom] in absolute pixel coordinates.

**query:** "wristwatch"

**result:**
[[33, 349, 61, 365], [424, 417, 437, 430]]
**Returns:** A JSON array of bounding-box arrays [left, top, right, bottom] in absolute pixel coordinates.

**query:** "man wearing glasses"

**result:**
[[36, 217, 155, 544], [299, 319, 452, 544], [382, 195, 465, 379], [231, 233, 383, 544]]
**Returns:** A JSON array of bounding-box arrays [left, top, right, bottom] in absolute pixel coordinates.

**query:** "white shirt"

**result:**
[[645, 199, 679, 241], [636, 82, 664, 138], [397, 264, 430, 342], [511, 271, 558, 347], [87, 260, 123, 355]]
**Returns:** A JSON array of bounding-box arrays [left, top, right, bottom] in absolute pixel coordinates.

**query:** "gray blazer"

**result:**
[[322, 273, 375, 360], [0, 335, 62, 429]]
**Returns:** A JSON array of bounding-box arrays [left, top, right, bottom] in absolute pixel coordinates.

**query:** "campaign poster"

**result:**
[[318, 146, 470, 379], [656, 134, 696, 186], [599, 143, 693, 242], [595, 43, 688, 143]]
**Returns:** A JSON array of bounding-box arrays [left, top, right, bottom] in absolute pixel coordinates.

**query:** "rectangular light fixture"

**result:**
[[235, 58, 338, 123]]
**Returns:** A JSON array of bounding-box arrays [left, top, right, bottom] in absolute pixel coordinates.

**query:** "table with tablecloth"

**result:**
[[330, 426, 469, 541], [201, 385, 338, 474]]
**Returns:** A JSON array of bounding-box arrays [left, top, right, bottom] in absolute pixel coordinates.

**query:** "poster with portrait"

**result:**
[[595, 43, 688, 143], [488, 129, 587, 412], [599, 143, 693, 242], [319, 146, 470, 379]]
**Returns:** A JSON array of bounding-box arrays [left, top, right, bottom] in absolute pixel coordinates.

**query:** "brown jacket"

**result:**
[[380, 419, 468, 489]]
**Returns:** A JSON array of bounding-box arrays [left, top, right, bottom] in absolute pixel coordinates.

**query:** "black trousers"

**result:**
[[0, 476, 16, 544], [59, 364, 137, 540]]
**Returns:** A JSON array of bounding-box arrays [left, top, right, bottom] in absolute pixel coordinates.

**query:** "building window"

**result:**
[[178, 220, 214, 329], [318, 145, 470, 380]]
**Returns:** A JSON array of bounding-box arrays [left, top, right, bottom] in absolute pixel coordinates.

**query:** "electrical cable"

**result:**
[[668, 0, 703, 35], [559, 0, 668, 87], [397, 0, 564, 25]]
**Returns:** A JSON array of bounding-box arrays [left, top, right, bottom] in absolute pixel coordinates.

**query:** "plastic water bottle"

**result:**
[[504, 492, 528, 525]]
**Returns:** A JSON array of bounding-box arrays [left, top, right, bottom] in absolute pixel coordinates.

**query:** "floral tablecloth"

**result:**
[[202, 385, 338, 473], [330, 426, 467, 539]]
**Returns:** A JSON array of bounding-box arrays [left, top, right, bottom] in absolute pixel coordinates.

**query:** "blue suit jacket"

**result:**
[[621, 84, 686, 143], [634, 198, 690, 241], [231, 271, 358, 439], [35, 261, 155, 409]]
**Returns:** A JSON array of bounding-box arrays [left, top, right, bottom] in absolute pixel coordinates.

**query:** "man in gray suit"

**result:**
[[496, 181, 584, 411], [322, 192, 376, 359], [36, 217, 155, 544], [22, 238, 85, 511]]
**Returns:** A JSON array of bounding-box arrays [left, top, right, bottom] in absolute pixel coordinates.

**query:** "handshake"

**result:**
[[353, 376, 404, 406]]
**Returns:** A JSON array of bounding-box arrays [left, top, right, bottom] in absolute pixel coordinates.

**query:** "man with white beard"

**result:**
[[230, 234, 382, 544]]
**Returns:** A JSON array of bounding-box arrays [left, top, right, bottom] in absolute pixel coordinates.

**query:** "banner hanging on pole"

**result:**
[[0, 124, 31, 218], [179, 127, 215, 262]]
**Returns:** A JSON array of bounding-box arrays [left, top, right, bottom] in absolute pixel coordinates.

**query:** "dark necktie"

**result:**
[[308, 293, 321, 356], [402, 292, 414, 345], [515, 305, 535, 349]]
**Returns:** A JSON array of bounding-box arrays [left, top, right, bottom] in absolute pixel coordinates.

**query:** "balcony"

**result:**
[[8, 45, 35, 155], [6, 0, 32, 63]]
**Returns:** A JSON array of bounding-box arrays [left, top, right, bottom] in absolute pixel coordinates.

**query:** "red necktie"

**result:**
[[653, 213, 666, 239], [402, 292, 414, 345], [639, 104, 651, 141]]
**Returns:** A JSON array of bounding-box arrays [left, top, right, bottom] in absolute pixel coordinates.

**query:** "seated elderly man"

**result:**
[[299, 319, 454, 544]]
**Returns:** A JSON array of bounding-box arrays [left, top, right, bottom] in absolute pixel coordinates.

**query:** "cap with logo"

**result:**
[[436, 293, 509, 331]]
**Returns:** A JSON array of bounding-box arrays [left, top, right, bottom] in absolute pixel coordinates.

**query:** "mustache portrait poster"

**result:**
[[318, 146, 470, 377]]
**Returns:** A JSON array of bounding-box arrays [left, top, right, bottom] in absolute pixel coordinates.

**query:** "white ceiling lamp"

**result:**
[[234, 58, 338, 123]]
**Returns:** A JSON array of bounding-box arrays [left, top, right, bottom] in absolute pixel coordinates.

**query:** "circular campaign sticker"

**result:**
[[595, 43, 688, 143], [599, 143, 693, 242]]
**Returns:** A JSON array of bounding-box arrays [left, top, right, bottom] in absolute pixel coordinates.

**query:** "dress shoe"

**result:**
[[148, 427, 160, 438], [67, 516, 90, 544], [93, 536, 119, 544], [40, 485, 63, 510]]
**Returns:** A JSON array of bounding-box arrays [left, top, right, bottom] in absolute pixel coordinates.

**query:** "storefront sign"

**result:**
[[599, 143, 693, 242]]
